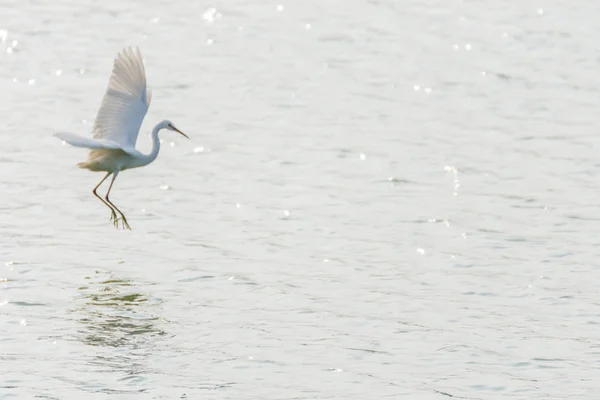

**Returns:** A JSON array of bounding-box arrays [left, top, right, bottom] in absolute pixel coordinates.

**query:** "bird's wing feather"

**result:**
[[55, 132, 127, 151], [92, 47, 151, 149]]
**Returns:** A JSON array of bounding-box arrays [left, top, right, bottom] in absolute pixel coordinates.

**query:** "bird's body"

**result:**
[[78, 148, 140, 172], [74, 122, 163, 172], [56, 47, 188, 229]]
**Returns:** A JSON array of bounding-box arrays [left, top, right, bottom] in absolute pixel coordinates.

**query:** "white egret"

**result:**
[[55, 47, 189, 230]]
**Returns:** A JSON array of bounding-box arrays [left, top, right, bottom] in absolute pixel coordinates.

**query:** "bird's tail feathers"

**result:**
[[76, 161, 92, 169]]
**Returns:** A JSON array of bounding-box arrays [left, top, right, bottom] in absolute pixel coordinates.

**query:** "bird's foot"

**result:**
[[109, 211, 131, 230], [120, 216, 132, 230]]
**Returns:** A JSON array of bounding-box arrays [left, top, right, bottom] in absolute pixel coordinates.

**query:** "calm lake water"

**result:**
[[2, 1, 600, 399]]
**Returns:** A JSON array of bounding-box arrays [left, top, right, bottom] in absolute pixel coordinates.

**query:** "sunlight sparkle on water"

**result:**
[[203, 8, 222, 23], [444, 166, 460, 196]]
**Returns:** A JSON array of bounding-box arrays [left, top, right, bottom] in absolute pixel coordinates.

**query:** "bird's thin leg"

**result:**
[[93, 172, 118, 223], [104, 172, 131, 230]]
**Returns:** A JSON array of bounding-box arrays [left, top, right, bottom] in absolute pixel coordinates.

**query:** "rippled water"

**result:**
[[2, 1, 600, 399]]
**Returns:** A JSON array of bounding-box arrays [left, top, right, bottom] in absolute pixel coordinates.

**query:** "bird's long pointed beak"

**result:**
[[174, 127, 189, 139]]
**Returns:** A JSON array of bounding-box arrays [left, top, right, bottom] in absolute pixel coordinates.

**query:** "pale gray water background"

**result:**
[[1, 0, 599, 399]]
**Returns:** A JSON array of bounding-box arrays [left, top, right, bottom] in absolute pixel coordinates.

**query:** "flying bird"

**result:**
[[55, 47, 189, 230]]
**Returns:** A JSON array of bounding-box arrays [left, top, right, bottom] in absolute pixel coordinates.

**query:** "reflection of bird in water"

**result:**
[[75, 270, 165, 349], [73, 271, 234, 395], [71, 270, 166, 394]]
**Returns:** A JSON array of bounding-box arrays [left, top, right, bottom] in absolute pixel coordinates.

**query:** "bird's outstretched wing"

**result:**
[[55, 132, 124, 150], [92, 47, 152, 151]]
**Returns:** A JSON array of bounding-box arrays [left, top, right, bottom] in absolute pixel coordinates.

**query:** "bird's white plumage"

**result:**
[[55, 131, 123, 150], [92, 47, 152, 151], [55, 46, 188, 230]]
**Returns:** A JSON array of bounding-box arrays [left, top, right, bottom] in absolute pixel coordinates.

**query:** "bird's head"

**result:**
[[160, 120, 189, 139]]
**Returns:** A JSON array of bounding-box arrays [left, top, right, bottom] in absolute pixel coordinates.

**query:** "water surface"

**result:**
[[1, 1, 599, 399]]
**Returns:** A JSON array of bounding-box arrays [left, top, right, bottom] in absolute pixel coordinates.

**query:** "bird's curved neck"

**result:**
[[140, 124, 163, 166]]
